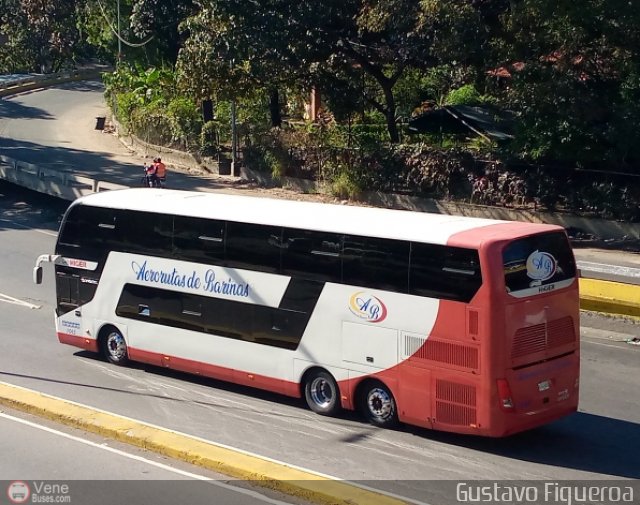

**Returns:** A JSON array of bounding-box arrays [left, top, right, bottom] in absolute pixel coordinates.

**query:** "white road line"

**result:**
[[0, 293, 40, 309], [584, 339, 634, 350], [0, 218, 58, 237], [0, 382, 429, 505], [0, 411, 297, 505], [577, 260, 640, 279]]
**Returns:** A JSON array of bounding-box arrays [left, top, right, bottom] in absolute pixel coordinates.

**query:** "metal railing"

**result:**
[[0, 155, 128, 201]]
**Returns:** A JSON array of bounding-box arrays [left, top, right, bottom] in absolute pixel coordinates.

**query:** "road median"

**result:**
[[0, 381, 411, 505], [579, 278, 640, 318]]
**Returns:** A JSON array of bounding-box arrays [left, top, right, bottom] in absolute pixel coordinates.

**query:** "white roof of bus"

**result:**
[[75, 188, 530, 246]]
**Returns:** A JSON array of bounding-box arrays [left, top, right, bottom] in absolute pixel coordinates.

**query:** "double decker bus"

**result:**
[[34, 188, 580, 437]]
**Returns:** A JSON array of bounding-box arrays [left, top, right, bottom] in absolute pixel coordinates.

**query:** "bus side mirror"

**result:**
[[33, 266, 43, 285]]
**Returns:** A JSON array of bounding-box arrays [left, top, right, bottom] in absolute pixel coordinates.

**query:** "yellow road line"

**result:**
[[0, 381, 410, 505]]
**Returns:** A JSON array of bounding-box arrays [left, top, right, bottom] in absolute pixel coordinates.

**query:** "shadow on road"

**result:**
[[404, 412, 640, 479], [0, 97, 53, 121], [0, 180, 69, 232], [0, 136, 141, 177], [2, 357, 638, 479]]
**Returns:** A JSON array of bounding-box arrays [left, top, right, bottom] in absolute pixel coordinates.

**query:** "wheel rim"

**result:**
[[106, 332, 127, 361], [366, 387, 394, 420], [310, 377, 333, 409]]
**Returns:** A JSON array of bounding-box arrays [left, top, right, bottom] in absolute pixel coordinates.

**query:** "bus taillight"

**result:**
[[497, 379, 515, 412]]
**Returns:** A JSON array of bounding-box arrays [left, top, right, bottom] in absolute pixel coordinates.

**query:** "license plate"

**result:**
[[538, 380, 551, 392]]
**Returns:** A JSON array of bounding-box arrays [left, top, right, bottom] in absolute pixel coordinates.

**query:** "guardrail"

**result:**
[[0, 66, 110, 98], [0, 155, 128, 200]]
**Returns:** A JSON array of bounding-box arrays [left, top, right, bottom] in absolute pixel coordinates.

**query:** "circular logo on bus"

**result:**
[[349, 292, 387, 323], [526, 250, 557, 281]]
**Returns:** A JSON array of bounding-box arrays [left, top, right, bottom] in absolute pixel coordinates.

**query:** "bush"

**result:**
[[114, 92, 140, 129], [167, 97, 202, 150], [445, 84, 482, 106], [200, 121, 222, 155], [330, 166, 363, 199]]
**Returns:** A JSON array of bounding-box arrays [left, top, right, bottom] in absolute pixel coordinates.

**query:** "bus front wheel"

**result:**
[[101, 327, 129, 366], [304, 370, 341, 416], [359, 381, 398, 428]]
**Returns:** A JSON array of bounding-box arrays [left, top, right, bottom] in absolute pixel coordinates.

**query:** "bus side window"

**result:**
[[410, 243, 481, 302], [281, 228, 342, 282], [226, 222, 283, 273], [173, 215, 225, 263], [343, 235, 409, 293], [115, 210, 173, 256]]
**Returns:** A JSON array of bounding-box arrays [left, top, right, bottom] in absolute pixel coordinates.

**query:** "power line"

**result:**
[[95, 0, 155, 49]]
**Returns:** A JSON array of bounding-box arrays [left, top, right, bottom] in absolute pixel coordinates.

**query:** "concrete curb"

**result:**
[[579, 278, 640, 318], [0, 382, 409, 505]]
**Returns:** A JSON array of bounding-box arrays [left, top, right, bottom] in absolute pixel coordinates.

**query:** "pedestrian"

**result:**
[[155, 157, 167, 187]]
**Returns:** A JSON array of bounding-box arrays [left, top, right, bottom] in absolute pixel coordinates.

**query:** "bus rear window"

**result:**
[[503, 231, 576, 293]]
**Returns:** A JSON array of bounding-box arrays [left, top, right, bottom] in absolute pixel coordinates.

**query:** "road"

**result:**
[[0, 181, 639, 505], [0, 407, 308, 505]]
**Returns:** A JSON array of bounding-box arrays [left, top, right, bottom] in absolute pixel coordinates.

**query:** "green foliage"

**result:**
[[0, 0, 81, 73], [500, 0, 640, 165], [328, 165, 364, 200], [263, 150, 288, 181], [130, 0, 197, 65], [2, 0, 640, 215], [445, 84, 481, 105], [200, 120, 222, 155], [167, 97, 202, 149]]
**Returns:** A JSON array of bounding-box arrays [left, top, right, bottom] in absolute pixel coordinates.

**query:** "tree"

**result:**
[[501, 0, 640, 167], [177, 0, 311, 128], [0, 0, 80, 73], [130, 0, 197, 65], [178, 0, 488, 143]]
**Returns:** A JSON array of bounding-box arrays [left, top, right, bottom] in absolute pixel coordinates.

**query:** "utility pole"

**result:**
[[117, 0, 122, 63], [231, 99, 237, 175]]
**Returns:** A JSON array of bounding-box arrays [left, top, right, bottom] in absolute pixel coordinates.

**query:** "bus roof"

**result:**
[[74, 188, 563, 246]]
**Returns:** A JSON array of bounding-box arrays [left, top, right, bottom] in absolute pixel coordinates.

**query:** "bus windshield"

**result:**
[[503, 231, 576, 294]]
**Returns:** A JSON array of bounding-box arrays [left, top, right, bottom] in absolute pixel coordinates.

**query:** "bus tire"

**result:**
[[304, 370, 341, 416], [359, 381, 398, 428], [101, 326, 129, 366]]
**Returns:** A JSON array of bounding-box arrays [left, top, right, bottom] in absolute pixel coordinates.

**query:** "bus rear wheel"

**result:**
[[359, 381, 398, 428], [304, 370, 341, 416], [101, 327, 129, 366]]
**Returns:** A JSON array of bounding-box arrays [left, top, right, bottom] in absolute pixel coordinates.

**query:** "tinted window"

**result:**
[[173, 215, 225, 264], [410, 244, 482, 302], [282, 228, 342, 282], [114, 210, 173, 256], [58, 205, 114, 248], [57, 206, 173, 259], [343, 235, 410, 292], [503, 231, 576, 293], [116, 284, 306, 350], [226, 222, 282, 272]]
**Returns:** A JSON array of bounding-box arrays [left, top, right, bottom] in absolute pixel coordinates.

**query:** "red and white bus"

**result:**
[[34, 188, 580, 437]]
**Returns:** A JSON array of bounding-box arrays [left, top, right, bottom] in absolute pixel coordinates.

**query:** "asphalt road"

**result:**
[[0, 182, 639, 505], [0, 407, 308, 505]]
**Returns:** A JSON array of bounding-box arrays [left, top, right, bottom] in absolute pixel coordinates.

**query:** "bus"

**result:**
[[33, 188, 580, 437]]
